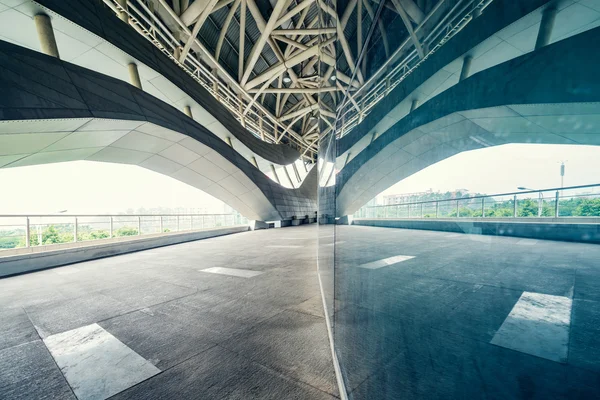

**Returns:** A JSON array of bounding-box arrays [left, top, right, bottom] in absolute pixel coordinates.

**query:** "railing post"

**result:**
[[420, 203, 423, 218], [137, 216, 141, 235], [435, 201, 439, 218], [481, 198, 485, 218], [74, 217, 78, 243], [25, 217, 30, 248], [538, 194, 543, 217], [408, 204, 411, 218], [159, 216, 163, 233], [177, 215, 180, 231], [555, 191, 560, 217], [191, 216, 194, 230], [456, 200, 460, 218], [110, 216, 113, 238], [385, 206, 388, 218], [513, 195, 518, 218], [202, 215, 205, 229]]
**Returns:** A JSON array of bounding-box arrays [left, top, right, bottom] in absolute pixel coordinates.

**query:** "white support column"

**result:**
[[410, 99, 419, 112], [116, 0, 129, 23], [459, 55, 472, 82], [128, 63, 143, 89], [535, 6, 557, 50], [270, 164, 281, 184], [34, 14, 60, 58], [226, 137, 233, 148], [184, 105, 193, 118]]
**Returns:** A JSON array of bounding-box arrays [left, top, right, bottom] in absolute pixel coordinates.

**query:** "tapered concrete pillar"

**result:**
[[410, 99, 419, 112], [34, 14, 59, 58], [116, 0, 129, 23], [535, 6, 557, 50], [128, 63, 142, 89], [183, 105, 193, 118], [270, 164, 281, 184], [226, 137, 233, 148], [459, 55, 472, 82], [251, 156, 259, 169]]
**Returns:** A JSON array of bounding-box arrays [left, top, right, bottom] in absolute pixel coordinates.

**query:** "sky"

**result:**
[[0, 144, 599, 214], [377, 143, 600, 200]]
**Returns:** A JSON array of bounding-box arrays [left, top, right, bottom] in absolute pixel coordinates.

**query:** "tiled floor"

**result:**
[[333, 226, 600, 399], [0, 225, 337, 400]]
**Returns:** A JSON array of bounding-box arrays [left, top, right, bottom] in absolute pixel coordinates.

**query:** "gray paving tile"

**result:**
[[110, 345, 335, 400], [0, 307, 37, 351], [0, 340, 76, 400], [100, 309, 217, 370], [220, 310, 338, 396]]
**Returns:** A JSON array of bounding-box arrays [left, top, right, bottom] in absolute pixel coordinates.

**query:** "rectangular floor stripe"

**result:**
[[43, 323, 160, 400], [357, 255, 415, 270], [200, 267, 263, 278], [516, 239, 538, 245], [490, 292, 571, 363]]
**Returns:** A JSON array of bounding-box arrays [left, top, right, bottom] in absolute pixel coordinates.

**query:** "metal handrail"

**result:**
[[0, 213, 247, 251], [361, 183, 600, 208], [355, 183, 600, 220]]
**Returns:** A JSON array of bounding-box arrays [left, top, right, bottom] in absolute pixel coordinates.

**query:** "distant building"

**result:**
[[383, 190, 433, 205]]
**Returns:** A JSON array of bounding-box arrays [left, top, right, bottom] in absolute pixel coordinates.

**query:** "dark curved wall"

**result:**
[[337, 0, 551, 155], [0, 40, 316, 221], [338, 26, 600, 194], [35, 0, 301, 165]]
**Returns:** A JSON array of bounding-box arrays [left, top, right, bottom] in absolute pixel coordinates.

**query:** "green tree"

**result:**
[[575, 198, 600, 216]]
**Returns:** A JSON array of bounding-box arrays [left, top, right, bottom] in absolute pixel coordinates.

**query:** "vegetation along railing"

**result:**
[[354, 184, 600, 220], [0, 214, 248, 251]]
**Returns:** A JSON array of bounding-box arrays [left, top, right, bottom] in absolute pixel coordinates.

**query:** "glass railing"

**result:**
[[354, 184, 600, 219], [0, 213, 247, 252]]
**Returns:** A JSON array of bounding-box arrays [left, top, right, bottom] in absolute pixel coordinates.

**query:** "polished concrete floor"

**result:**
[[0, 225, 337, 400], [334, 226, 600, 399]]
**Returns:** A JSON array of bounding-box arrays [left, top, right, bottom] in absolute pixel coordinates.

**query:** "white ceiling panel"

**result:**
[[70, 47, 130, 83], [471, 116, 549, 134], [86, 146, 153, 165], [78, 119, 143, 132], [0, 119, 90, 134], [178, 137, 212, 156], [0, 8, 40, 51], [111, 130, 173, 153], [170, 167, 214, 189], [187, 156, 230, 181], [139, 154, 184, 175], [148, 75, 186, 104], [219, 175, 251, 196], [7, 147, 101, 168], [203, 151, 238, 174], [135, 123, 187, 142], [526, 114, 600, 134], [0, 154, 26, 168], [159, 143, 201, 165], [43, 130, 130, 152], [0, 132, 68, 155]]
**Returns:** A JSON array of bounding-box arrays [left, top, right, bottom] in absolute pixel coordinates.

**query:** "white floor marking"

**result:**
[[490, 292, 572, 363], [444, 233, 463, 238], [357, 255, 415, 270], [200, 267, 264, 278], [265, 245, 304, 248], [516, 239, 538, 245], [43, 323, 160, 400], [322, 241, 346, 247]]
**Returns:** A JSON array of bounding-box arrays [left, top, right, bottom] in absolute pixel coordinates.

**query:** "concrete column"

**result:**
[[116, 0, 129, 23], [184, 105, 193, 118], [128, 63, 142, 89], [270, 164, 281, 184], [251, 156, 259, 169], [226, 137, 233, 148], [459, 55, 472, 82], [535, 6, 557, 50], [34, 14, 60, 58], [410, 99, 419, 112]]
